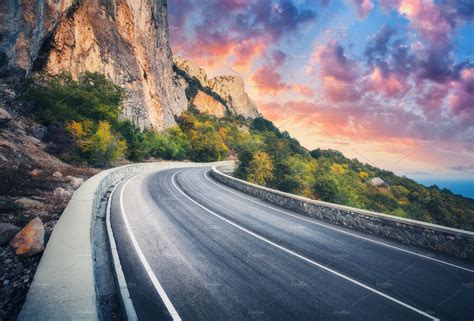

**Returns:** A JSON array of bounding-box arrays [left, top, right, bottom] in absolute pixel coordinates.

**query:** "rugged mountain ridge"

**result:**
[[0, 1, 260, 129], [0, 0, 187, 129], [174, 56, 260, 118]]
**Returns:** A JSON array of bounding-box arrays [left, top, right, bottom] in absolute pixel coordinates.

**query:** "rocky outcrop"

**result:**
[[174, 56, 260, 118], [192, 91, 226, 117], [173, 56, 209, 87], [10, 217, 44, 257], [1, 0, 187, 129], [209, 76, 260, 118], [0, 0, 78, 74], [369, 177, 388, 188]]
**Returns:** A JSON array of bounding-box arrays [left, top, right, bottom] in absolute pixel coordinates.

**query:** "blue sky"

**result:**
[[169, 0, 474, 179]]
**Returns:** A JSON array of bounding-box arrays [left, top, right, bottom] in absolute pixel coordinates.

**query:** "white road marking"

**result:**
[[203, 170, 474, 273], [171, 171, 439, 321], [120, 174, 182, 321], [107, 184, 138, 321]]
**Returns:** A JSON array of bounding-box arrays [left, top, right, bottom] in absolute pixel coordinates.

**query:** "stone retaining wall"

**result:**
[[211, 166, 474, 260]]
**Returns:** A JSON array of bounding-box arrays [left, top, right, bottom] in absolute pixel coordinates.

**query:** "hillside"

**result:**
[[172, 110, 474, 231]]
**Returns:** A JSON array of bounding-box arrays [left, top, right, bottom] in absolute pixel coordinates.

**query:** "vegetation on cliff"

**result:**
[[21, 72, 474, 231]]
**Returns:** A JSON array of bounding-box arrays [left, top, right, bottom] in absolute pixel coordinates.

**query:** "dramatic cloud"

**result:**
[[449, 67, 474, 116], [365, 67, 409, 97], [252, 65, 289, 94], [364, 25, 396, 68], [312, 40, 360, 82], [252, 49, 290, 94], [169, 0, 474, 175], [169, 0, 318, 69], [383, 0, 473, 47]]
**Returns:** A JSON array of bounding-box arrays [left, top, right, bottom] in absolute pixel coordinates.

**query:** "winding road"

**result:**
[[110, 166, 474, 321]]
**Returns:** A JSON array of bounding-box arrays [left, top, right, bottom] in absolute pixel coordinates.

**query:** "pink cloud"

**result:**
[[449, 67, 474, 116], [292, 84, 314, 97], [365, 67, 409, 97], [312, 40, 359, 82], [415, 82, 448, 120], [350, 0, 374, 19], [252, 65, 289, 94], [386, 0, 458, 47], [322, 77, 361, 102]]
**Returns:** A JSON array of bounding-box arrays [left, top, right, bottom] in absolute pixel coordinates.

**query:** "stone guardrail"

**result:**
[[19, 161, 229, 321], [211, 166, 474, 260]]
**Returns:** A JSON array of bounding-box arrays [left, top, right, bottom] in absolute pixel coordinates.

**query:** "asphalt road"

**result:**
[[110, 166, 474, 321]]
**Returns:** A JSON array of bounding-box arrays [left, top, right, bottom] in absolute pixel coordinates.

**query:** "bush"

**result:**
[[67, 120, 127, 167], [145, 127, 189, 160], [188, 130, 228, 162], [23, 72, 124, 125], [246, 151, 274, 185]]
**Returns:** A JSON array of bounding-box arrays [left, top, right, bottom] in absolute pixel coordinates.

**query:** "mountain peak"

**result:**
[[174, 56, 260, 119]]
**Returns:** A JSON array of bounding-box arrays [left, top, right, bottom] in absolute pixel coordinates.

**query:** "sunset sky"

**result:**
[[168, 0, 474, 181]]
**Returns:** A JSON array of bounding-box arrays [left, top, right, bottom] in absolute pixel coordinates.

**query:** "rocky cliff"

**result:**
[[0, 0, 187, 129], [174, 56, 260, 119], [208, 76, 260, 118]]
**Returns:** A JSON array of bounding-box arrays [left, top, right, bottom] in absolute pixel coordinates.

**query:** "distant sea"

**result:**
[[414, 179, 474, 199]]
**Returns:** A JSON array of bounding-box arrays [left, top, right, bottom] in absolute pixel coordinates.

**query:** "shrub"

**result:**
[[23, 72, 124, 125], [188, 130, 228, 162], [145, 127, 189, 160], [246, 151, 274, 186], [67, 120, 127, 167]]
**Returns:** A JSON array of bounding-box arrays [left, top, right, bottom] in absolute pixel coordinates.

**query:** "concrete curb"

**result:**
[[19, 161, 230, 321], [211, 166, 474, 260]]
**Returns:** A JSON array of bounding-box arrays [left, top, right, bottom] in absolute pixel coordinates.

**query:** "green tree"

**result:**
[[247, 151, 274, 186], [23, 72, 124, 125], [67, 120, 127, 167]]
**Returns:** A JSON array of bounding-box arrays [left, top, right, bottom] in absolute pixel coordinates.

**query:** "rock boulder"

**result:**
[[65, 176, 84, 189], [54, 187, 72, 197], [0, 108, 12, 125], [15, 198, 43, 209], [0, 223, 20, 245], [10, 217, 45, 257], [369, 177, 388, 188]]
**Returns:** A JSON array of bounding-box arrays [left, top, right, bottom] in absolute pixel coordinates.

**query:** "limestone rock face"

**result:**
[[209, 76, 260, 118], [0, 0, 187, 129], [0, 0, 78, 73], [10, 217, 45, 257], [174, 56, 260, 118], [174, 56, 209, 86], [192, 91, 226, 117]]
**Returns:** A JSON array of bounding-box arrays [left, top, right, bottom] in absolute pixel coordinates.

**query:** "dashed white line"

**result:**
[[203, 170, 474, 273], [120, 174, 182, 321], [171, 171, 439, 321]]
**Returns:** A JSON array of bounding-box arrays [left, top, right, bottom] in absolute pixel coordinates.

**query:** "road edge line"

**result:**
[[120, 174, 182, 321], [106, 182, 139, 321]]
